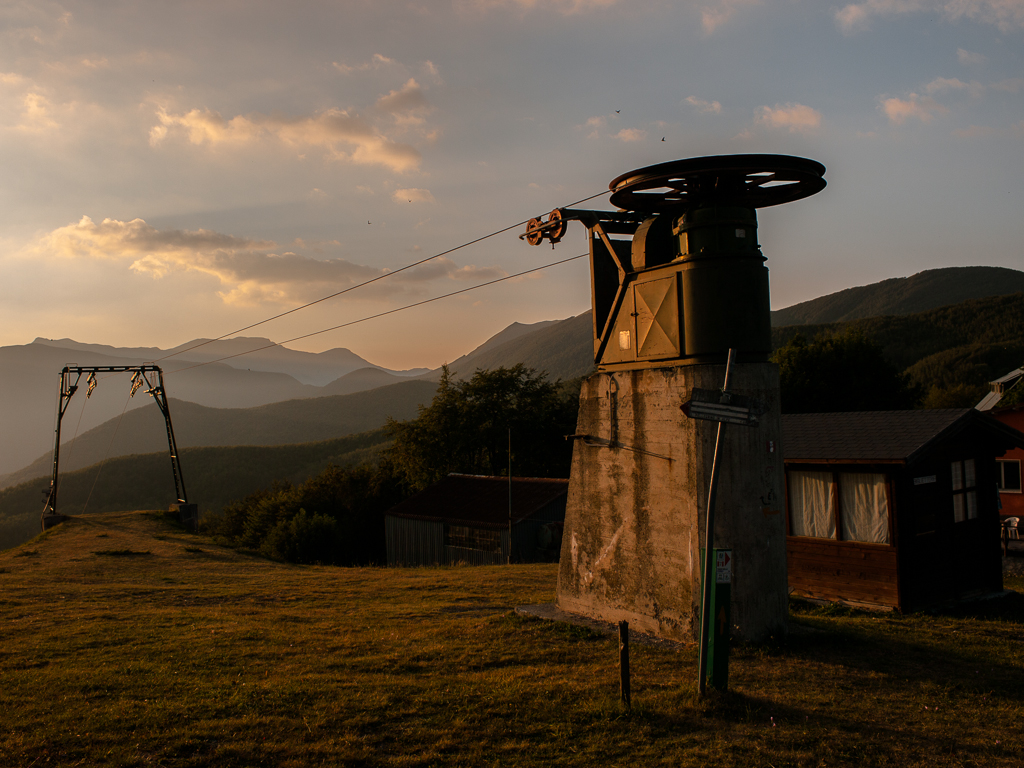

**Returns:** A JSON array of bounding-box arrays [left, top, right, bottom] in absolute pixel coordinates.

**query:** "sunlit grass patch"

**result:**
[[0, 511, 1021, 767]]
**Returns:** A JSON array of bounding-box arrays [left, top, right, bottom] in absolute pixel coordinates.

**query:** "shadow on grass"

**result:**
[[93, 549, 152, 557]]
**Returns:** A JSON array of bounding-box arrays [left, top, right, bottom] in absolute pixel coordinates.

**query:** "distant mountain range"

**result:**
[[32, 336, 430, 386], [3, 265, 1023, 534], [444, 314, 593, 383], [2, 380, 439, 489], [0, 337, 430, 477], [770, 266, 1024, 326]]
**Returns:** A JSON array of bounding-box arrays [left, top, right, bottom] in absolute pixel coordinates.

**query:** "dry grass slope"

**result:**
[[1, 512, 1022, 767]]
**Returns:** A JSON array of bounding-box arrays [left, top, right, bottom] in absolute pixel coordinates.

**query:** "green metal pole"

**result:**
[[697, 349, 734, 697]]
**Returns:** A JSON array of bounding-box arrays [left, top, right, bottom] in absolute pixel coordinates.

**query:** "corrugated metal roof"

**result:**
[[978, 368, 1024, 411], [782, 409, 983, 463], [976, 390, 1003, 411], [385, 474, 569, 530], [993, 368, 1023, 386]]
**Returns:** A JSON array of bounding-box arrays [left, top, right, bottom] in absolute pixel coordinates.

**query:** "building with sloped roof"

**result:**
[[976, 367, 1022, 412], [385, 474, 568, 566], [975, 367, 1024, 519], [782, 409, 1024, 611]]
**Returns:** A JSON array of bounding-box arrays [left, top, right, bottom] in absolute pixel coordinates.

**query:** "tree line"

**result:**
[[204, 364, 580, 564], [206, 333, 1020, 565]]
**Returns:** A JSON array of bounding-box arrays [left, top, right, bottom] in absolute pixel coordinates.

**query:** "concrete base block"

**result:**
[[556, 362, 788, 643], [173, 503, 199, 531], [41, 514, 70, 531]]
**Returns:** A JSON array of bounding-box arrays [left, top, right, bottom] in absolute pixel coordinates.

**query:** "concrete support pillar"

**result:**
[[557, 361, 787, 642]]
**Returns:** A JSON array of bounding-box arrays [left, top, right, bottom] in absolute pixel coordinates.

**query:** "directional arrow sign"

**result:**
[[681, 388, 762, 427]]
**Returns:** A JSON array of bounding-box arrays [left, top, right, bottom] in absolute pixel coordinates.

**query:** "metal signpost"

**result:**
[[681, 348, 761, 695]]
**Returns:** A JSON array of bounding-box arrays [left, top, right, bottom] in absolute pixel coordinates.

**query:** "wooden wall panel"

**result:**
[[787, 537, 899, 608]]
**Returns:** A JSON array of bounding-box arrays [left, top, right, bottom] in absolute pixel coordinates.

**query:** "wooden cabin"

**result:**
[[782, 409, 1024, 611], [385, 474, 568, 566]]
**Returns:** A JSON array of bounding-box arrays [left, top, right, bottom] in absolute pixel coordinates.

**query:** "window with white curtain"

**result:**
[[839, 473, 890, 544], [788, 471, 836, 539], [788, 470, 891, 544]]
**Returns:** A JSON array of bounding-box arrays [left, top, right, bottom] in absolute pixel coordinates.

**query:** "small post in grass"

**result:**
[[618, 620, 631, 708]]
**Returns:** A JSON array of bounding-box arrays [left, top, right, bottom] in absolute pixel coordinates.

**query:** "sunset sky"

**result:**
[[2, 0, 1022, 369]]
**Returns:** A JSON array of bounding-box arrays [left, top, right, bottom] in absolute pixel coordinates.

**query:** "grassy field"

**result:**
[[1, 512, 1022, 767]]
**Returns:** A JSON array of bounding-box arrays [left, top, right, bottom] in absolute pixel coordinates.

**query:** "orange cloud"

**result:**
[[756, 103, 822, 132], [150, 106, 422, 172], [880, 93, 947, 124], [29, 217, 503, 306]]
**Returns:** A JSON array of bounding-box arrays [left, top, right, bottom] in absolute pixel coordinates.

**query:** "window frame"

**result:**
[[997, 459, 1022, 494], [951, 458, 979, 522], [785, 468, 894, 546]]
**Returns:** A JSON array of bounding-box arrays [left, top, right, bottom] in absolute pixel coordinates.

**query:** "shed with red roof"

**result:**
[[385, 474, 568, 566]]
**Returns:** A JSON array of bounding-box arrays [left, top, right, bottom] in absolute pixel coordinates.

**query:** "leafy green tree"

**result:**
[[383, 364, 579, 490], [920, 383, 988, 409], [207, 463, 402, 565], [999, 374, 1024, 408], [772, 331, 921, 413]]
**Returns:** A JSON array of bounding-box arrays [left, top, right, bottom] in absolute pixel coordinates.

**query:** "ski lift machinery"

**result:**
[[41, 365, 197, 531], [522, 154, 826, 691]]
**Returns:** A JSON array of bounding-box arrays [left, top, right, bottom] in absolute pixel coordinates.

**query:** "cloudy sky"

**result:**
[[2, 0, 1022, 369]]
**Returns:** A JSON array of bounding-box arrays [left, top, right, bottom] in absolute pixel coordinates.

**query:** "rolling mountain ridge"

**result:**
[[770, 266, 1024, 327]]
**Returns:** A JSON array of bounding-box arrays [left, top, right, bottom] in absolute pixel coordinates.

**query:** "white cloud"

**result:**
[[420, 60, 443, 84], [836, 1, 1024, 35], [700, 0, 762, 34], [685, 96, 722, 113], [925, 76, 968, 93], [375, 78, 433, 126], [332, 53, 398, 75], [393, 188, 435, 203], [756, 103, 822, 132], [613, 128, 647, 142], [150, 106, 422, 172], [880, 93, 947, 123], [582, 115, 606, 139], [27, 216, 503, 306], [924, 76, 984, 98], [20, 92, 59, 130], [957, 48, 986, 65]]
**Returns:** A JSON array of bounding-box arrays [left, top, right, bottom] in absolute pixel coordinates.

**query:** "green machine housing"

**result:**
[[523, 155, 826, 370]]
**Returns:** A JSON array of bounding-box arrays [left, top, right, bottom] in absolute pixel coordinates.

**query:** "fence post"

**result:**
[[618, 620, 631, 708]]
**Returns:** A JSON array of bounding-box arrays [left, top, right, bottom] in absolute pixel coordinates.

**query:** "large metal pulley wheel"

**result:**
[[608, 154, 826, 214]]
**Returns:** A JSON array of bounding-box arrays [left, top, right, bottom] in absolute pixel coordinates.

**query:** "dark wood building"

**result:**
[[782, 409, 1024, 611], [385, 474, 568, 566]]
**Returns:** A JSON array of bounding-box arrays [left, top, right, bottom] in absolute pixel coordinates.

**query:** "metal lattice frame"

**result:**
[[44, 365, 188, 521]]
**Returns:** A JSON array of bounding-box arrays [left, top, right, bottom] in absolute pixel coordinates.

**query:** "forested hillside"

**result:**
[[2, 379, 437, 488], [771, 292, 1024, 403], [0, 429, 392, 550], [770, 266, 1024, 326]]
